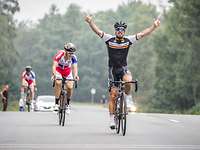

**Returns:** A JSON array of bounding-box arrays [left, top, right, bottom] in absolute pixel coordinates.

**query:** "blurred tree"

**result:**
[[154, 0, 200, 112], [14, 2, 158, 104], [0, 0, 19, 95]]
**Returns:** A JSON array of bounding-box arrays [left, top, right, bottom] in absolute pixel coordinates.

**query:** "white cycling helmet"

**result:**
[[25, 66, 32, 72], [64, 42, 76, 52]]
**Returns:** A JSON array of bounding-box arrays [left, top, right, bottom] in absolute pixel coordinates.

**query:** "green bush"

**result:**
[[0, 100, 19, 112], [187, 103, 200, 115]]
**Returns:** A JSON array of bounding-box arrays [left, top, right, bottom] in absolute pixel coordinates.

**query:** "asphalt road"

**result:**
[[0, 104, 200, 150]]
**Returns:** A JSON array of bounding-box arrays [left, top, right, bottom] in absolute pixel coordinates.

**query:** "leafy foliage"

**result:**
[[14, 1, 157, 104], [0, 0, 19, 94], [1, 0, 200, 113], [153, 0, 200, 112]]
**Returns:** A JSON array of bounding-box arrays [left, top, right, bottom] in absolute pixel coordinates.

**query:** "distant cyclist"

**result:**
[[20, 66, 36, 111], [85, 15, 160, 129], [52, 42, 79, 113]]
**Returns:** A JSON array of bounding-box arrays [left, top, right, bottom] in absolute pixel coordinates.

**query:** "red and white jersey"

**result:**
[[21, 71, 36, 81], [53, 50, 77, 69]]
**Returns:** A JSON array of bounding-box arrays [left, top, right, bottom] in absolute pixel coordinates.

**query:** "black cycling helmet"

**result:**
[[64, 42, 76, 52], [114, 21, 127, 30], [25, 66, 32, 72]]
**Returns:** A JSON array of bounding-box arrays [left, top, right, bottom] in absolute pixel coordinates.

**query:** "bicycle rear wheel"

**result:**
[[121, 93, 127, 136]]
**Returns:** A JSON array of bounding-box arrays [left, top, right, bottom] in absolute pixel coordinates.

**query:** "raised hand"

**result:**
[[85, 15, 92, 23], [154, 18, 160, 28]]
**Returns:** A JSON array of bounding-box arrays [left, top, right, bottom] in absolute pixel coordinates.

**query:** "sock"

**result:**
[[55, 98, 59, 105], [67, 98, 71, 105], [110, 113, 114, 119], [21, 92, 25, 99], [125, 94, 131, 100]]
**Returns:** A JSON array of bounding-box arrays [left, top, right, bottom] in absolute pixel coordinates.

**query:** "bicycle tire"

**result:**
[[61, 107, 66, 126], [27, 103, 30, 112], [115, 115, 120, 134], [26, 98, 31, 112], [26, 88, 31, 112], [61, 94, 67, 126], [121, 93, 127, 136], [59, 95, 64, 125], [115, 97, 121, 134], [59, 109, 62, 125]]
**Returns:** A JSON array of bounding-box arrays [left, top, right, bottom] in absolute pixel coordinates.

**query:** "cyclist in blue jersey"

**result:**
[[85, 15, 160, 129]]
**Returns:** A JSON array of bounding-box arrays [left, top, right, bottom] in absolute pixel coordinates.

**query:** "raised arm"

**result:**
[[136, 19, 160, 40], [85, 15, 104, 38]]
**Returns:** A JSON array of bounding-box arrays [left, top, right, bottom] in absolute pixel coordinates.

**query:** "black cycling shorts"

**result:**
[[108, 66, 129, 88]]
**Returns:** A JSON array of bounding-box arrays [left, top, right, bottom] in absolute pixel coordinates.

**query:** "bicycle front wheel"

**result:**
[[26, 89, 31, 112], [61, 107, 66, 126], [115, 114, 120, 134], [59, 95, 64, 125], [115, 98, 121, 134], [60, 94, 66, 126], [59, 109, 62, 125], [26, 100, 31, 112], [121, 93, 127, 136]]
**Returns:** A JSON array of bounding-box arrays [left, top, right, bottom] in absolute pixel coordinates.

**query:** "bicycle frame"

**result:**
[[24, 86, 37, 112], [57, 78, 77, 126], [110, 79, 138, 136]]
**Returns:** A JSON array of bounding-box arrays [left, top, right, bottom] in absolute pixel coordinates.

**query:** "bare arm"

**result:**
[[33, 79, 36, 87], [52, 61, 58, 76], [136, 19, 160, 40], [85, 15, 103, 38], [0, 91, 2, 98], [72, 63, 79, 80], [0, 90, 6, 99]]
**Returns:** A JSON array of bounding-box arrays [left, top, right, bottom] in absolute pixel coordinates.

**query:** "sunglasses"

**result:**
[[115, 27, 125, 32], [64, 47, 74, 52], [67, 51, 74, 55]]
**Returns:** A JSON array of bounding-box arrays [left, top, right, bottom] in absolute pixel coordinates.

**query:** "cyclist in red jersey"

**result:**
[[20, 66, 36, 111], [85, 15, 160, 129], [52, 42, 79, 113]]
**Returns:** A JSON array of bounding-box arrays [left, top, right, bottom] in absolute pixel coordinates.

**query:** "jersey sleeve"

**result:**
[[126, 34, 138, 44], [53, 50, 64, 62], [71, 55, 78, 64], [31, 71, 36, 79], [102, 33, 113, 42]]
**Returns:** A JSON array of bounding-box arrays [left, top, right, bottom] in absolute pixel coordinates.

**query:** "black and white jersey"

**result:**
[[101, 33, 138, 67]]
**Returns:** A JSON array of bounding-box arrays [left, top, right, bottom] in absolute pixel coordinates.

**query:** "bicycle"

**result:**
[[24, 86, 31, 112], [110, 79, 138, 136], [24, 86, 37, 112], [53, 78, 77, 126]]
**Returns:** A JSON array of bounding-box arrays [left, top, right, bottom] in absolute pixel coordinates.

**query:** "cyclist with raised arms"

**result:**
[[52, 42, 79, 113], [85, 15, 160, 129]]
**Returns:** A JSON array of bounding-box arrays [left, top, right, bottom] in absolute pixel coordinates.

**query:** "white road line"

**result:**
[[168, 119, 180, 123], [0, 144, 200, 149]]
